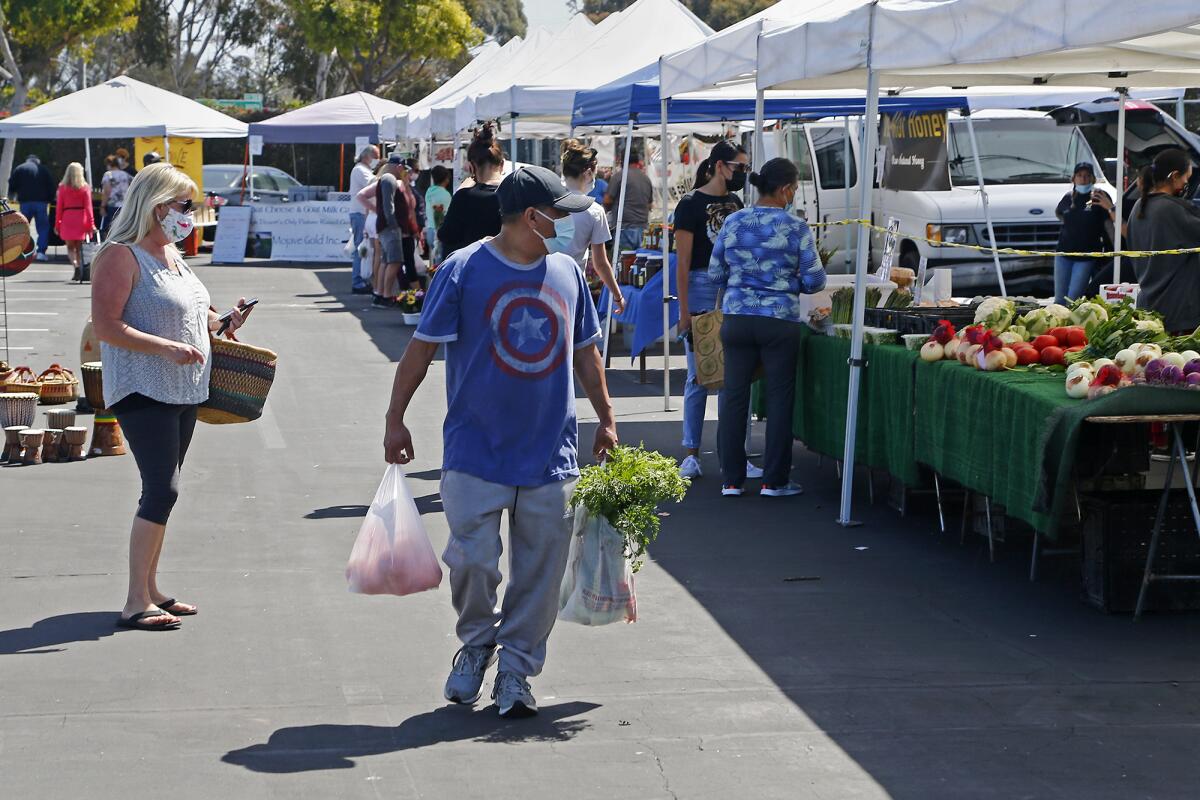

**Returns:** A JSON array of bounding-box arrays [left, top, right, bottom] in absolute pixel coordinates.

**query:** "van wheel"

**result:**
[[899, 246, 920, 271]]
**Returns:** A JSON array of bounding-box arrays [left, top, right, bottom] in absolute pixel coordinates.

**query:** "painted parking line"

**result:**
[[6, 328, 50, 332], [4, 311, 60, 315]]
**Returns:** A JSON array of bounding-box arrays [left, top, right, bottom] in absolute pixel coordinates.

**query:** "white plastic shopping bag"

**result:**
[[558, 505, 637, 625], [359, 238, 374, 280], [346, 464, 442, 596]]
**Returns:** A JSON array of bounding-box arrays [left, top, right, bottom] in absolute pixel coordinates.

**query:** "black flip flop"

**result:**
[[156, 598, 197, 616], [117, 610, 181, 631]]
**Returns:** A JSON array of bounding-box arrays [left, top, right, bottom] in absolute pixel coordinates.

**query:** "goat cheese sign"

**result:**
[[880, 111, 951, 192]]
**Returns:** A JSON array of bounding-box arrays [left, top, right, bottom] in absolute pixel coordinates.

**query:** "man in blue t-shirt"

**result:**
[[384, 165, 618, 719]]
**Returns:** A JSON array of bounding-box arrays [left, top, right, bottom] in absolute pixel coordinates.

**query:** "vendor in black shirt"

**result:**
[[438, 123, 505, 258], [1054, 161, 1114, 303], [673, 139, 749, 481]]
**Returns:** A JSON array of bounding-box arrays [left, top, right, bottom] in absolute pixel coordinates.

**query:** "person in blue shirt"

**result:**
[[709, 157, 826, 498], [587, 171, 608, 204], [383, 165, 617, 719], [8, 154, 56, 260]]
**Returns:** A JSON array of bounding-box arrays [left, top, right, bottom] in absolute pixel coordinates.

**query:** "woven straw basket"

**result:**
[[198, 339, 278, 425], [2, 366, 42, 396], [36, 364, 79, 405]]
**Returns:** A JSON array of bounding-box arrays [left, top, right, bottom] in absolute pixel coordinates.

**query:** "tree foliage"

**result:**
[[291, 0, 482, 98], [569, 0, 772, 31], [461, 0, 526, 43]]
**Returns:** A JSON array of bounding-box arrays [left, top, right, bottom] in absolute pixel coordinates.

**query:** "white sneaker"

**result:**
[[680, 455, 702, 478], [444, 645, 496, 704], [35, 252, 47, 262], [745, 461, 764, 479], [721, 484, 744, 497], [761, 482, 804, 497]]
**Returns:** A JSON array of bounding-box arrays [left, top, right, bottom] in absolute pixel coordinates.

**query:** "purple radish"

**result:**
[[1161, 365, 1185, 385], [1187, 373, 1200, 388], [1185, 359, 1200, 376], [1144, 358, 1166, 383]]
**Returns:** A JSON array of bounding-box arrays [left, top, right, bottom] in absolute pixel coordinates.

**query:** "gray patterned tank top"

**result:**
[[100, 244, 212, 407]]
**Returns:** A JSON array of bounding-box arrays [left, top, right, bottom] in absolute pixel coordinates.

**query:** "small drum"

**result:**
[[19, 428, 44, 465], [63, 426, 88, 461], [0, 391, 38, 428], [3, 424, 27, 462], [42, 429, 62, 463], [89, 412, 125, 457], [45, 408, 76, 431], [81, 362, 105, 411]]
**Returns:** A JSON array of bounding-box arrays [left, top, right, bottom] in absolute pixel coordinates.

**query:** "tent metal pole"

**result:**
[[164, 135, 171, 162], [964, 110, 1006, 297], [752, 89, 765, 205], [602, 117, 635, 366], [661, 97, 672, 412], [844, 115, 852, 266], [837, 23, 879, 527], [1113, 88, 1128, 283], [451, 131, 460, 188], [511, 114, 517, 164]]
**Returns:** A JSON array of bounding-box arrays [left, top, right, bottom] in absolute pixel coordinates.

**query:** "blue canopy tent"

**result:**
[[573, 74, 969, 411]]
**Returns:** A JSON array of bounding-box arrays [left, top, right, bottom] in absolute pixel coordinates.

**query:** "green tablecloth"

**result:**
[[914, 363, 1200, 541]]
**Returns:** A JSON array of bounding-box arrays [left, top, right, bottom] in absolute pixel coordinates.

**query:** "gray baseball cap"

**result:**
[[498, 165, 593, 215]]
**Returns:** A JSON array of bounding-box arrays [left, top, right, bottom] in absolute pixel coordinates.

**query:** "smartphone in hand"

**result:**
[[216, 298, 259, 337]]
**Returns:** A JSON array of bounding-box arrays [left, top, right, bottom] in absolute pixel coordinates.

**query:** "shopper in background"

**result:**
[[384, 165, 615, 718], [588, 167, 609, 204], [348, 144, 380, 294], [603, 146, 654, 253], [402, 158, 427, 265], [359, 156, 420, 306], [439, 123, 504, 257], [8, 154, 56, 261], [425, 165, 453, 265], [100, 155, 131, 241], [710, 158, 825, 498], [91, 162, 252, 631], [1053, 161, 1114, 303], [673, 140, 750, 480], [142, 151, 164, 169], [115, 148, 135, 177], [55, 162, 97, 282], [561, 139, 623, 313], [1127, 148, 1200, 334]]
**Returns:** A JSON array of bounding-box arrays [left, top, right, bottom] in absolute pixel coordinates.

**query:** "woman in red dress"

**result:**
[[55, 162, 96, 282]]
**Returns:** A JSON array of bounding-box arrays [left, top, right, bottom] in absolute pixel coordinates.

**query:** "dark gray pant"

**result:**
[[111, 393, 198, 525], [718, 314, 801, 487]]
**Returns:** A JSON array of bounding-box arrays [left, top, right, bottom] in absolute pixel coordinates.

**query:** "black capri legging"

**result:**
[[111, 393, 198, 525]]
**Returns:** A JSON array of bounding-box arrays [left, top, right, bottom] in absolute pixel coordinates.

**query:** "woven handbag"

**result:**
[[35, 364, 80, 405], [198, 338, 278, 424], [692, 310, 726, 390]]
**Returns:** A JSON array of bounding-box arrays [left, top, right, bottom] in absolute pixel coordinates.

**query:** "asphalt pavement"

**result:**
[[1, 254, 1197, 799]]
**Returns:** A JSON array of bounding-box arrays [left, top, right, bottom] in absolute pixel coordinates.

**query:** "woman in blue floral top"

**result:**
[[709, 157, 826, 497]]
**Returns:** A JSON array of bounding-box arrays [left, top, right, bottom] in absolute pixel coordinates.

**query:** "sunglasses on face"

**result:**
[[724, 161, 749, 173], [169, 198, 194, 213]]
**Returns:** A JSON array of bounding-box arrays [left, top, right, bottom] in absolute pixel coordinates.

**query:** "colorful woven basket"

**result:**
[[0, 207, 35, 278], [2, 366, 41, 396], [198, 338, 278, 425], [36, 364, 79, 405]]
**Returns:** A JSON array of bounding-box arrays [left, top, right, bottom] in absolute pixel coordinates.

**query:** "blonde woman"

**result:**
[[55, 162, 96, 281], [91, 163, 254, 631]]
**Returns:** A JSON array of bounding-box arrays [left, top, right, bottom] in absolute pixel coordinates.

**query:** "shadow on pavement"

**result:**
[[221, 701, 599, 773], [305, 505, 369, 520], [0, 611, 128, 655], [312, 268, 419, 362]]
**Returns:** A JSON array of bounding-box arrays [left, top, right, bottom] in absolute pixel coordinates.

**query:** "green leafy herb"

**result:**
[[571, 444, 690, 572]]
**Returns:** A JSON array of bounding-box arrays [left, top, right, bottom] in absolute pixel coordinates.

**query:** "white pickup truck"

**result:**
[[781, 110, 1110, 294]]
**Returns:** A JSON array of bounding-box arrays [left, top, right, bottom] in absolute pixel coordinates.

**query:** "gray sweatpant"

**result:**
[[440, 470, 577, 678]]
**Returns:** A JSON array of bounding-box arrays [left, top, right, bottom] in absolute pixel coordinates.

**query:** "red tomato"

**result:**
[[1065, 345, 1085, 353], [1016, 347, 1041, 366], [1066, 328, 1088, 347], [1032, 334, 1059, 351], [1048, 327, 1071, 346], [1040, 346, 1065, 366]]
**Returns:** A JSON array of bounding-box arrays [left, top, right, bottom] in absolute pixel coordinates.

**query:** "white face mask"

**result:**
[[534, 209, 575, 255], [159, 207, 195, 243], [580, 171, 596, 195], [368, 158, 380, 170]]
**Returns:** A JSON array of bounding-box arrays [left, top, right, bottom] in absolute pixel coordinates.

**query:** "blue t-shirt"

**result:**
[[414, 241, 603, 487], [709, 207, 826, 323], [588, 178, 608, 204]]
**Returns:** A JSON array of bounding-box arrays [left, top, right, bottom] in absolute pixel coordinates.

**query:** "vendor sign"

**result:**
[[247, 200, 352, 262], [880, 111, 951, 192], [136, 136, 203, 194]]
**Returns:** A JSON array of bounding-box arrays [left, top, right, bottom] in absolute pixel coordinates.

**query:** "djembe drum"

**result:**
[[45, 408, 75, 431], [0, 391, 38, 428], [19, 428, 43, 465], [89, 411, 125, 457], [3, 424, 26, 462], [42, 429, 62, 463], [80, 362, 105, 411], [62, 426, 88, 461]]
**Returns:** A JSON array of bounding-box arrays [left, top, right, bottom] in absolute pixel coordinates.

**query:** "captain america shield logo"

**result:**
[[485, 282, 571, 379]]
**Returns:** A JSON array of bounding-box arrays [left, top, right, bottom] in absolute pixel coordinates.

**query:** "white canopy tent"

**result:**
[[733, 0, 1200, 525], [473, 0, 713, 125], [381, 41, 501, 140]]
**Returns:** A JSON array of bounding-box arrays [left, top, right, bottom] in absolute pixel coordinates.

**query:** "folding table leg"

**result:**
[[933, 473, 946, 535], [960, 489, 972, 545], [1136, 424, 1182, 620], [1030, 532, 1040, 582], [984, 495, 996, 563]]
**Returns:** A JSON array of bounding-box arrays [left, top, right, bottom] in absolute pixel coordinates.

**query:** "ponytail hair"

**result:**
[[560, 138, 598, 179], [748, 157, 800, 198], [1137, 148, 1192, 219], [467, 122, 505, 169], [693, 139, 747, 190]]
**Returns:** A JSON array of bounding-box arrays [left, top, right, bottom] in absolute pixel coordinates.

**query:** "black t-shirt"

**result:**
[[673, 190, 743, 271], [1056, 190, 1111, 259], [437, 183, 501, 257]]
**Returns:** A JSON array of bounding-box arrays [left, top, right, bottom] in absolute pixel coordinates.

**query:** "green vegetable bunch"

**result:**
[[974, 297, 1016, 332], [571, 444, 690, 572], [1020, 303, 1072, 336], [1066, 297, 1167, 362]]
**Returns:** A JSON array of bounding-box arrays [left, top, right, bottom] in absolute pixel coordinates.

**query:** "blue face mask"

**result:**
[[535, 209, 575, 255], [1075, 183, 1094, 195]]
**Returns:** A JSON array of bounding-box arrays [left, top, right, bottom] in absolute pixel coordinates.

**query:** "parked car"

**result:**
[[202, 164, 304, 205]]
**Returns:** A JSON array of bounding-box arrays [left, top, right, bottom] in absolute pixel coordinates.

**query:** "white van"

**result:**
[[781, 110, 1109, 293]]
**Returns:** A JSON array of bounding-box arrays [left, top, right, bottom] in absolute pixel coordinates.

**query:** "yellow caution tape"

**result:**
[[807, 218, 1200, 259]]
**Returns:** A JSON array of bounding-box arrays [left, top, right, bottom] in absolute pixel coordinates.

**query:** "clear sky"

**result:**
[[523, 0, 573, 30]]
